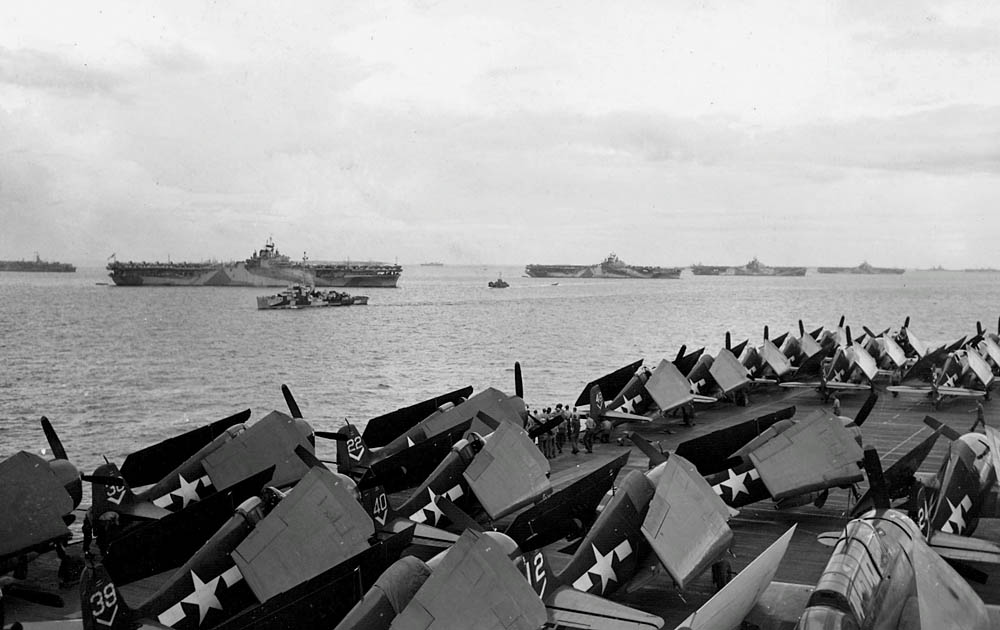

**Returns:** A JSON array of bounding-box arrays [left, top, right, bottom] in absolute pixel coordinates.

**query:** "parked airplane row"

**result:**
[[3, 318, 1000, 629]]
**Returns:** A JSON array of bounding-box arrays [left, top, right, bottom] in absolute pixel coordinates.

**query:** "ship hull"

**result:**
[[0, 261, 75, 272], [733, 266, 807, 277], [109, 262, 400, 287], [525, 264, 681, 279], [816, 267, 905, 275]]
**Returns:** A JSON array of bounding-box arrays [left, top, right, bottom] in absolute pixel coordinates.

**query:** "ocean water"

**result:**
[[2, 264, 998, 479]]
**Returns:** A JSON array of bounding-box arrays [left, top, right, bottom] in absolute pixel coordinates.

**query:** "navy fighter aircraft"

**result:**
[[910, 416, 1000, 539], [0, 418, 82, 606], [84, 403, 315, 583], [887, 345, 994, 406], [779, 327, 880, 399], [745, 449, 1000, 630], [78, 466, 415, 630]]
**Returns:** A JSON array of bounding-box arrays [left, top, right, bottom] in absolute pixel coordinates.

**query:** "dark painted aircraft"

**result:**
[[0, 418, 82, 608], [79, 466, 414, 630], [780, 327, 880, 399]]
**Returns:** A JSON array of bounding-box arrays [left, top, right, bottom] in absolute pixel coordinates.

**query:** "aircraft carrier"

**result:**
[[525, 253, 682, 279], [106, 239, 402, 288], [0, 253, 75, 272], [817, 261, 905, 274], [11, 386, 998, 628], [691, 258, 806, 276]]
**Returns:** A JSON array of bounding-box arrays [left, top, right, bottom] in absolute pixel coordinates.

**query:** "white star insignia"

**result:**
[[943, 495, 972, 534], [182, 570, 223, 625], [721, 469, 749, 499], [174, 473, 205, 508]]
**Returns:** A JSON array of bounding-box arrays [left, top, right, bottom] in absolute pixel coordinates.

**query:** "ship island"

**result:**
[[106, 239, 401, 288], [691, 257, 806, 276], [525, 253, 682, 279], [0, 253, 76, 272]]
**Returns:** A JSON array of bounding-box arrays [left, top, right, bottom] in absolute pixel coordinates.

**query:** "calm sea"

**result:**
[[2, 264, 998, 479]]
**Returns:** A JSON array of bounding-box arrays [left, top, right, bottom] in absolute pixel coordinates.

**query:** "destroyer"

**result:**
[[0, 253, 75, 273], [257, 285, 369, 309], [525, 253, 681, 279], [107, 239, 401, 287]]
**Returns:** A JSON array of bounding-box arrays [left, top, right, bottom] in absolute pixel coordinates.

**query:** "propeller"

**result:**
[[674, 345, 687, 363], [853, 392, 879, 426], [282, 384, 303, 419], [294, 445, 326, 469], [80, 474, 126, 485], [514, 361, 523, 399], [845, 326, 854, 347], [314, 430, 348, 441], [40, 417, 67, 460], [838, 315, 845, 328], [904, 316, 911, 329], [725, 331, 731, 351], [763, 325, 769, 341], [861, 448, 890, 510]]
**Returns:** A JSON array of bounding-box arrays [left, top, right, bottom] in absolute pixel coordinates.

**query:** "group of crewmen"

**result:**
[[525, 404, 614, 458]]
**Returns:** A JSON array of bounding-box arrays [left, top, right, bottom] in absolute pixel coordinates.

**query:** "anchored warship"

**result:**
[[107, 239, 401, 287], [0, 253, 75, 272], [525, 253, 682, 279]]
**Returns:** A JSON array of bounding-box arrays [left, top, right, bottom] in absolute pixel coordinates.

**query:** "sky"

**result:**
[[2, 1, 999, 267]]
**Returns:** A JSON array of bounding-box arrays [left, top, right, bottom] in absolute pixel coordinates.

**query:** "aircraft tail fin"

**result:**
[[861, 448, 890, 510], [359, 484, 398, 530], [332, 422, 374, 474], [81, 563, 133, 630], [520, 547, 560, 600], [625, 431, 668, 468], [84, 463, 137, 516], [589, 384, 606, 420], [851, 429, 941, 516]]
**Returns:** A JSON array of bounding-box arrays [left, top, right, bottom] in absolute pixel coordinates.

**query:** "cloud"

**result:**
[[0, 46, 123, 96]]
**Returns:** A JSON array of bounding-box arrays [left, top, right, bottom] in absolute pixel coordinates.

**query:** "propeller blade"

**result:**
[[764, 325, 769, 341], [854, 392, 878, 426], [862, 326, 877, 339], [838, 315, 845, 328], [80, 475, 124, 485], [904, 316, 910, 328], [799, 320, 805, 337], [282, 384, 302, 419], [40, 416, 67, 460], [4, 584, 65, 608], [977, 321, 984, 336], [725, 331, 732, 350], [674, 345, 687, 363], [845, 326, 854, 347], [294, 445, 326, 469], [514, 361, 523, 399], [862, 448, 890, 510], [314, 431, 348, 441]]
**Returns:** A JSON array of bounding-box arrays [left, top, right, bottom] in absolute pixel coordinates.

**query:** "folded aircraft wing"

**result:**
[[204, 411, 312, 491], [912, 537, 990, 630], [232, 467, 374, 602], [575, 360, 644, 408], [985, 426, 1000, 489], [362, 386, 474, 447], [967, 348, 995, 388], [748, 411, 864, 501], [463, 421, 552, 520], [645, 359, 695, 413], [936, 386, 988, 398], [708, 349, 750, 395], [849, 345, 879, 383], [0, 451, 72, 558], [640, 455, 733, 590], [760, 342, 792, 378], [390, 530, 547, 630], [119, 409, 251, 487], [545, 586, 663, 630], [674, 407, 795, 475], [673, 525, 795, 630]]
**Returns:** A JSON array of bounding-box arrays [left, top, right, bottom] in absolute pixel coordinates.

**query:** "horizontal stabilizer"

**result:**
[[391, 530, 546, 630], [749, 411, 864, 500], [233, 467, 374, 602], [546, 586, 663, 630], [674, 525, 796, 630], [928, 530, 1000, 565], [363, 386, 473, 448], [575, 360, 644, 408], [464, 422, 551, 520], [119, 409, 250, 486], [436, 495, 484, 533], [627, 432, 668, 467], [641, 455, 733, 589]]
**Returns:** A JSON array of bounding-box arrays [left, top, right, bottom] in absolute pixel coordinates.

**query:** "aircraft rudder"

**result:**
[[336, 422, 372, 473], [81, 562, 132, 630]]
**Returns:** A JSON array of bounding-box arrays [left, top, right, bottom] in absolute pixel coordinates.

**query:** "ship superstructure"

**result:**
[[525, 253, 682, 279]]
